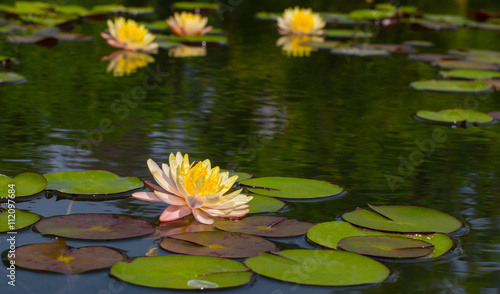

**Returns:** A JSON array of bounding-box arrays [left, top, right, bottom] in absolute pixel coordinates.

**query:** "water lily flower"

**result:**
[[277, 7, 326, 35], [101, 17, 158, 52], [132, 152, 253, 225], [276, 35, 324, 57], [168, 45, 207, 58], [101, 50, 154, 77], [166, 11, 213, 36]]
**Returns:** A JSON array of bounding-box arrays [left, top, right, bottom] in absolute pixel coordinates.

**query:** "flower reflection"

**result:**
[[101, 50, 154, 77], [276, 35, 324, 58], [168, 45, 207, 58]]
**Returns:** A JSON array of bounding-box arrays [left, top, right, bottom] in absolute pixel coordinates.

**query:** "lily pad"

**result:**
[[307, 221, 453, 258], [0, 72, 27, 85], [439, 69, 500, 80], [433, 60, 500, 71], [324, 29, 373, 39], [423, 14, 472, 26], [172, 2, 220, 10], [111, 255, 251, 289], [144, 20, 170, 32], [408, 53, 462, 63], [488, 111, 500, 120], [44, 170, 143, 195], [349, 9, 396, 20], [35, 214, 154, 240], [403, 40, 434, 47], [331, 47, 390, 57], [247, 195, 285, 214], [154, 215, 216, 238], [6, 35, 58, 47], [167, 35, 228, 45], [214, 216, 313, 237], [0, 56, 19, 66], [0, 172, 47, 197], [449, 48, 500, 57], [255, 12, 280, 21], [155, 35, 182, 50], [342, 204, 463, 233], [244, 249, 390, 286], [222, 171, 253, 182], [160, 231, 277, 258], [485, 79, 500, 90], [240, 177, 343, 199], [300, 41, 341, 50], [415, 109, 494, 125], [338, 236, 434, 258], [53, 33, 93, 42], [0, 209, 41, 232], [363, 44, 415, 53], [11, 239, 125, 275], [409, 80, 492, 93]]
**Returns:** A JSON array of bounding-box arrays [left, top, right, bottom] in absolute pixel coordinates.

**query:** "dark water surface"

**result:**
[[1, 0, 500, 293]]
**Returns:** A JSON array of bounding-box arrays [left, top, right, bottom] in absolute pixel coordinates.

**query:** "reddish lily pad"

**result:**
[[214, 216, 313, 237], [160, 231, 277, 258], [408, 53, 462, 63], [433, 60, 500, 71], [485, 79, 500, 90], [338, 236, 434, 258], [449, 48, 500, 57], [35, 214, 154, 240], [488, 112, 500, 120], [11, 239, 125, 274], [403, 40, 434, 47], [342, 204, 462, 233], [363, 44, 415, 53], [153, 215, 216, 238]]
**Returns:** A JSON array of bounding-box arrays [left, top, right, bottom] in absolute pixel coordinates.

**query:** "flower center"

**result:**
[[292, 13, 314, 32]]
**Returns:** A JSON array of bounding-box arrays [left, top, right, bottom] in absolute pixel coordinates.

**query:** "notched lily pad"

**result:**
[[35, 214, 154, 240], [247, 195, 285, 214], [342, 204, 463, 233], [240, 177, 343, 199], [11, 239, 125, 274], [410, 80, 492, 93], [0, 172, 47, 197], [244, 249, 390, 286], [415, 109, 495, 125], [0, 209, 41, 232], [111, 255, 251, 289], [439, 69, 500, 80], [44, 170, 143, 195], [160, 231, 277, 258], [214, 216, 312, 237], [0, 72, 28, 85], [338, 236, 434, 258]]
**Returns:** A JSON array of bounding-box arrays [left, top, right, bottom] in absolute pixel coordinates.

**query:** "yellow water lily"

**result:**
[[277, 7, 326, 35], [276, 35, 324, 57], [101, 50, 154, 77], [132, 152, 252, 225], [100, 17, 158, 52], [166, 11, 213, 36], [168, 45, 207, 58]]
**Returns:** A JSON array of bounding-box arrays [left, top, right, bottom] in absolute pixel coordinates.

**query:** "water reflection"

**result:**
[[276, 35, 323, 57], [168, 45, 207, 58], [100, 50, 154, 77]]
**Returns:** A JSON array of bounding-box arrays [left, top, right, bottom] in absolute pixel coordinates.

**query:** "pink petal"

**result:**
[[154, 190, 186, 206], [131, 192, 163, 203], [200, 25, 213, 35], [192, 209, 214, 225], [100, 32, 112, 40], [144, 180, 167, 193], [186, 195, 203, 209], [159, 205, 192, 222]]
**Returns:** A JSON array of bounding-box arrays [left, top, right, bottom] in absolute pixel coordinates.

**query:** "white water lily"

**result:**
[[100, 17, 158, 52], [166, 11, 213, 36], [277, 7, 326, 35]]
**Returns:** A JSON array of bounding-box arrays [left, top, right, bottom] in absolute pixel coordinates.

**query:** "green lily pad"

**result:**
[[153, 215, 216, 238], [300, 41, 341, 50], [144, 20, 169, 32], [35, 214, 154, 240], [125, 7, 155, 16], [0, 172, 47, 197], [160, 231, 277, 258], [449, 48, 500, 57], [166, 35, 228, 45], [19, 15, 78, 27], [400, 6, 421, 16], [11, 239, 125, 275], [255, 12, 280, 21], [350, 9, 396, 20], [415, 109, 494, 125], [244, 249, 390, 286], [331, 47, 390, 57], [155, 35, 182, 50], [0, 209, 41, 232], [214, 216, 313, 237], [111, 255, 251, 289], [307, 221, 453, 258], [54, 5, 90, 15], [44, 170, 143, 195], [439, 69, 500, 80], [410, 80, 492, 93], [0, 56, 19, 66], [247, 195, 285, 214], [240, 177, 343, 199], [408, 53, 462, 62], [376, 3, 397, 12], [338, 236, 434, 258], [172, 2, 220, 10], [222, 171, 253, 182], [423, 14, 472, 26], [409, 20, 458, 30], [324, 29, 373, 39], [91, 4, 126, 14], [319, 13, 363, 25], [342, 204, 463, 233], [0, 72, 27, 85], [403, 40, 434, 47], [433, 60, 500, 71]]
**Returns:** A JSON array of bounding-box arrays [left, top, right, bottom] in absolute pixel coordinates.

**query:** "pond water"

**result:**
[[1, 0, 500, 293]]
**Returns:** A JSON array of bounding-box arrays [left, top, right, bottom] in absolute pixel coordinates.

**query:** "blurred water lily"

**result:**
[[101, 17, 158, 52], [132, 152, 252, 225], [168, 45, 207, 58], [166, 11, 213, 36], [276, 35, 324, 57], [101, 50, 154, 77], [277, 7, 325, 35]]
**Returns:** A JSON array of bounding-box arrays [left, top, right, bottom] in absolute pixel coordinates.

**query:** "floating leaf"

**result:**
[[331, 47, 390, 57], [338, 236, 434, 258], [53, 33, 93, 42], [307, 221, 453, 258], [160, 231, 277, 258], [54, 5, 90, 15], [0, 72, 27, 85], [35, 214, 154, 240], [342, 204, 462, 233], [11, 239, 125, 275], [255, 12, 280, 21], [244, 249, 390, 286], [144, 20, 170, 32], [415, 109, 494, 125], [363, 44, 415, 53], [403, 40, 434, 47], [167, 35, 228, 45], [6, 35, 59, 47], [409, 20, 458, 30], [300, 41, 341, 50], [350, 9, 396, 20], [247, 195, 285, 214], [488, 111, 500, 120], [408, 53, 462, 63], [111, 255, 251, 289], [0, 172, 47, 197], [214, 216, 312, 237], [222, 171, 253, 182], [324, 29, 373, 39], [433, 60, 500, 71], [155, 35, 182, 50], [423, 14, 472, 26], [44, 170, 143, 195], [485, 79, 500, 90], [449, 48, 500, 57], [172, 2, 220, 10], [439, 69, 500, 80], [154, 215, 216, 238], [410, 80, 492, 93], [0, 209, 41, 232], [0, 56, 19, 66], [240, 177, 343, 199]]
